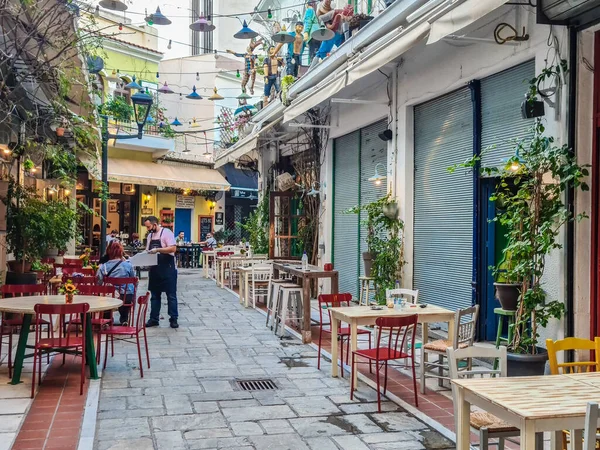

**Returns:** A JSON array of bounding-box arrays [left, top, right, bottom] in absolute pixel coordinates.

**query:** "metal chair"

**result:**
[[103, 277, 139, 326], [421, 305, 479, 393]]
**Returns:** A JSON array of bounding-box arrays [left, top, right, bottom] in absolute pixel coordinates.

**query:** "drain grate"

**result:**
[[237, 379, 278, 391]]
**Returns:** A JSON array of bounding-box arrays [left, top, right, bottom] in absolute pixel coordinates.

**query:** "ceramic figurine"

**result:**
[[263, 44, 284, 105], [286, 21, 306, 78], [226, 38, 263, 95]]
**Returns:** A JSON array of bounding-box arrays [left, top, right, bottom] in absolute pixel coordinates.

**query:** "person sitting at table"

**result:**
[[106, 229, 118, 244], [199, 232, 217, 249], [176, 231, 185, 246], [97, 241, 136, 326], [130, 233, 143, 248]]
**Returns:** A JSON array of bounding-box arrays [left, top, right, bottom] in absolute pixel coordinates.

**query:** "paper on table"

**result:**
[[128, 251, 158, 267]]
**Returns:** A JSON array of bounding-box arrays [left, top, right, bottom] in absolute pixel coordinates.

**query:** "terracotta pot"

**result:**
[[56, 127, 65, 137], [494, 282, 521, 311]]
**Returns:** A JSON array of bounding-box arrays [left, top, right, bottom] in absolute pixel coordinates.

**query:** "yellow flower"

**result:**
[[65, 284, 76, 293], [79, 254, 86, 260]]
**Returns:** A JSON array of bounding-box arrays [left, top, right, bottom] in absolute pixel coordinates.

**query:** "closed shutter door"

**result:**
[[414, 88, 473, 311], [359, 119, 389, 277], [333, 131, 360, 297], [481, 60, 535, 168]]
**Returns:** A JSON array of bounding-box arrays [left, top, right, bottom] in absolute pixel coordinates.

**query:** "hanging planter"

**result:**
[[55, 127, 65, 137]]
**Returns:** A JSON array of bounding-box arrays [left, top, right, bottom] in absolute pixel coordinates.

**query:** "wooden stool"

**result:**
[[494, 308, 516, 348], [359, 277, 375, 305], [274, 285, 303, 337]]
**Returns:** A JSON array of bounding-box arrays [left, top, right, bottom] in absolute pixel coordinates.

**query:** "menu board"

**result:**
[[199, 216, 213, 241]]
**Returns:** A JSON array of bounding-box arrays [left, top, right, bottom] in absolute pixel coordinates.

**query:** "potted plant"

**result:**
[[237, 193, 269, 254], [450, 116, 589, 375], [493, 250, 521, 311], [347, 193, 405, 304], [213, 229, 233, 246]]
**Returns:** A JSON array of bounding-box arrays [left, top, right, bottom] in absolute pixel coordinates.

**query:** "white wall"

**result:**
[[214, 0, 263, 55]]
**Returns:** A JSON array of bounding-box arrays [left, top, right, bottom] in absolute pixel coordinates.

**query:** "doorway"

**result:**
[[174, 209, 192, 243]]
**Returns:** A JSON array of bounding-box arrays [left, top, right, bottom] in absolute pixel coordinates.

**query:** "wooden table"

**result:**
[[0, 295, 122, 385], [329, 304, 455, 390], [203, 250, 216, 278], [272, 262, 339, 344], [453, 372, 600, 450]]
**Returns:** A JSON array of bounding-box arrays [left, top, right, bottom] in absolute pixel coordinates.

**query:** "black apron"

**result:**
[[148, 229, 177, 292]]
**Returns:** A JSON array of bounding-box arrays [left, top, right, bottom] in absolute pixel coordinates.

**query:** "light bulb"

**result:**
[[375, 179, 381, 186], [236, 69, 240, 78], [196, 72, 200, 81], [156, 72, 159, 78], [167, 40, 172, 50], [267, 8, 272, 19], [118, 23, 123, 31], [510, 162, 520, 172], [64, 189, 71, 196], [3, 148, 11, 155]]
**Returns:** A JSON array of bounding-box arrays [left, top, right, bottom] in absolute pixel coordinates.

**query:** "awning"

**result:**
[[107, 158, 230, 191], [283, 22, 430, 124], [219, 163, 258, 190], [427, 0, 508, 45]]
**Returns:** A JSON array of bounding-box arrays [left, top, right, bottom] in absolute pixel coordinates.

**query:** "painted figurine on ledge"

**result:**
[[263, 45, 284, 105], [286, 21, 306, 78], [226, 38, 263, 95], [312, 1, 354, 67]]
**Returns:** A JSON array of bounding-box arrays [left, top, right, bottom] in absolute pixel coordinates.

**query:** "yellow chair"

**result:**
[[547, 337, 600, 449]]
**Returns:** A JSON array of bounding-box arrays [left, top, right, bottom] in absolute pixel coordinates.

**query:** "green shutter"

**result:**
[[413, 87, 474, 312]]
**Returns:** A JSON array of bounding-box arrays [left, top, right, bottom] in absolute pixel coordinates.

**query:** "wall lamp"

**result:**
[[368, 163, 387, 185]]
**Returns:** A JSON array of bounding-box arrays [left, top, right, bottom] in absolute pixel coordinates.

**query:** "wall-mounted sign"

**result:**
[[215, 212, 224, 226], [141, 208, 153, 215], [175, 195, 194, 209]]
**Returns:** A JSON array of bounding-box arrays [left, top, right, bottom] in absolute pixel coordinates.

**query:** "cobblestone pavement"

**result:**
[[94, 270, 454, 450]]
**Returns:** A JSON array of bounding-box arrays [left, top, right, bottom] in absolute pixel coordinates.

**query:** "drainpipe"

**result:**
[[391, 64, 399, 199]]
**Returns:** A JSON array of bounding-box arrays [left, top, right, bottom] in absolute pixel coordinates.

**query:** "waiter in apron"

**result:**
[[144, 216, 179, 329]]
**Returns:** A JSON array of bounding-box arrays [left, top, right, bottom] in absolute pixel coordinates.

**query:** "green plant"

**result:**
[[237, 193, 269, 254], [347, 193, 405, 304], [213, 228, 234, 244], [449, 118, 589, 353], [280, 75, 295, 106], [98, 96, 134, 122]]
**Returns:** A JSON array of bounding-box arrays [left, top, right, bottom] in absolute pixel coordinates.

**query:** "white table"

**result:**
[[453, 372, 600, 450], [203, 250, 216, 278], [328, 305, 455, 390]]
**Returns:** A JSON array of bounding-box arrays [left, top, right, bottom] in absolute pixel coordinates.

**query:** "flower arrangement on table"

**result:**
[[90, 263, 99, 273], [58, 279, 78, 303], [79, 248, 92, 267]]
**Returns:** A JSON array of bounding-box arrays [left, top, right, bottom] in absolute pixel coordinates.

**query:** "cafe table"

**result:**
[[0, 295, 122, 385], [272, 262, 339, 344], [453, 372, 600, 450], [328, 304, 455, 390], [202, 250, 216, 278]]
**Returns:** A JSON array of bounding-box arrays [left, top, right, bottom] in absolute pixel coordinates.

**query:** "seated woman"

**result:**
[[97, 241, 136, 325], [130, 233, 143, 248]]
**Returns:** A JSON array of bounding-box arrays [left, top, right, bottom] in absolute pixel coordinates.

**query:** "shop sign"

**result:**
[[175, 195, 194, 209]]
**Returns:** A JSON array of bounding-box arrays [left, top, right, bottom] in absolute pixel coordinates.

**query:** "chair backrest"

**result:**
[[374, 315, 418, 359], [251, 264, 272, 282], [103, 277, 139, 297], [546, 337, 600, 374], [77, 284, 117, 297], [318, 293, 353, 328], [59, 267, 82, 276], [134, 292, 150, 331], [385, 288, 419, 305], [34, 302, 89, 347], [453, 305, 479, 349], [69, 276, 98, 285], [585, 402, 600, 450], [2, 284, 46, 298], [62, 259, 83, 267], [217, 251, 234, 257]]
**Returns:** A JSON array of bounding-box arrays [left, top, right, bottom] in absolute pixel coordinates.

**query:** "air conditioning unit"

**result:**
[[275, 172, 295, 191], [540, 0, 600, 25]]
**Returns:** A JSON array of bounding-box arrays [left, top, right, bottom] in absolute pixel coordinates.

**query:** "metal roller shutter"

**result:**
[[333, 131, 360, 297], [414, 87, 474, 312], [481, 60, 535, 168], [359, 119, 389, 278]]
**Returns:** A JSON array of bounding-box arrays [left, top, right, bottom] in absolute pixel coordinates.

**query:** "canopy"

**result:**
[[107, 158, 230, 191]]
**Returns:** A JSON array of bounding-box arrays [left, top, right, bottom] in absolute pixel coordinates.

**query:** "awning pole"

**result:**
[[100, 115, 108, 256]]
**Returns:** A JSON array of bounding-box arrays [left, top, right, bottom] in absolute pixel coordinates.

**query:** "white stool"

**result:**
[[274, 285, 303, 337], [359, 276, 375, 306], [266, 280, 292, 328]]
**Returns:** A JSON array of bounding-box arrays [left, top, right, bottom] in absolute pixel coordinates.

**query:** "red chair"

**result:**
[[216, 251, 234, 257], [41, 258, 56, 264], [60, 267, 94, 277], [67, 276, 97, 285], [103, 277, 138, 325], [0, 284, 49, 377], [317, 293, 372, 377], [351, 315, 419, 411], [31, 302, 89, 397], [62, 259, 83, 267], [100, 293, 150, 377]]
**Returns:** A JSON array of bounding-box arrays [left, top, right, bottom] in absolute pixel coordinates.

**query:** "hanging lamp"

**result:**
[[158, 81, 174, 94], [272, 26, 294, 44], [368, 163, 387, 185], [311, 25, 334, 42], [186, 86, 202, 100], [98, 0, 127, 11], [501, 149, 526, 172], [237, 90, 251, 101], [234, 20, 258, 39], [208, 87, 224, 101], [125, 75, 142, 90], [146, 115, 155, 124], [171, 117, 182, 126], [190, 118, 200, 128], [190, 14, 215, 32], [146, 7, 172, 26]]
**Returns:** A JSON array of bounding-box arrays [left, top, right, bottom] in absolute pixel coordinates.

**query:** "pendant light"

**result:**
[[191, 118, 200, 128], [146, 115, 155, 124], [125, 75, 142, 90], [368, 163, 387, 185], [311, 25, 334, 42], [146, 7, 172, 26], [502, 150, 526, 172], [190, 14, 215, 32], [158, 81, 174, 94], [186, 86, 202, 100], [272, 26, 294, 44], [208, 87, 224, 101], [98, 0, 127, 12], [237, 90, 251, 101], [171, 117, 182, 126], [234, 20, 258, 39]]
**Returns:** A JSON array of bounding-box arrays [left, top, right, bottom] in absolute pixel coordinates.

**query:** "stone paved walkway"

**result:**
[[94, 270, 454, 450]]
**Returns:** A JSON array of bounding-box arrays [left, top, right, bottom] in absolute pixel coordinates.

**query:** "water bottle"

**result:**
[[248, 244, 253, 257], [302, 251, 308, 270]]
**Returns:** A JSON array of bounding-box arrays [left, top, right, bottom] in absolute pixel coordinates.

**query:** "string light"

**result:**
[[267, 8, 272, 19], [236, 69, 240, 78], [118, 23, 123, 31], [167, 40, 172, 50], [156, 72, 159, 78], [196, 72, 200, 81]]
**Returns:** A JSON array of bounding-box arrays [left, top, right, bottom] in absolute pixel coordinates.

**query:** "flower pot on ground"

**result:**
[[493, 282, 520, 311], [507, 349, 549, 377]]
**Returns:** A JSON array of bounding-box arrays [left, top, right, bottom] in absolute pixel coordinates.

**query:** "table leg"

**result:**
[[332, 272, 339, 294], [331, 315, 339, 378], [455, 387, 471, 450], [10, 314, 32, 385], [84, 313, 99, 380], [420, 322, 429, 394], [571, 429, 583, 450], [220, 262, 225, 288], [244, 272, 250, 308], [550, 430, 563, 450], [520, 420, 536, 450], [302, 277, 311, 344], [350, 321, 358, 389]]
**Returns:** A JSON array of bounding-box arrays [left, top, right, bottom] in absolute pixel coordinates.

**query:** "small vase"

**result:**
[[65, 293, 74, 304]]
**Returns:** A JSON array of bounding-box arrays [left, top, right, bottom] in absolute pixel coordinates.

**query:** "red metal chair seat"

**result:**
[[354, 347, 410, 360], [36, 336, 85, 349]]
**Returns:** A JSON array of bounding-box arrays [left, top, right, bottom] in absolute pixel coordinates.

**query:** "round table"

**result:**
[[0, 295, 122, 385]]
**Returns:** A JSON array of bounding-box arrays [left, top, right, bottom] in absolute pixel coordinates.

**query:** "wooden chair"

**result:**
[[248, 264, 272, 309], [447, 346, 523, 450], [421, 305, 479, 393], [547, 337, 600, 449], [585, 402, 600, 450], [385, 288, 419, 306], [32, 302, 90, 397], [351, 315, 419, 411]]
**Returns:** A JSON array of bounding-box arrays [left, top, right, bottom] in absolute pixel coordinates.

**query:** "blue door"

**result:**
[[174, 209, 192, 242]]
